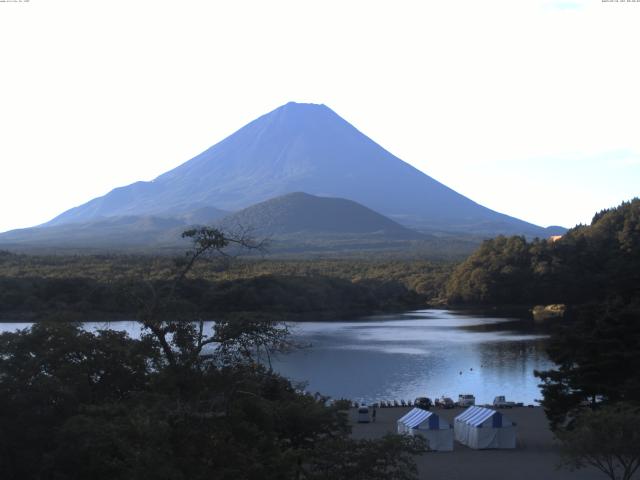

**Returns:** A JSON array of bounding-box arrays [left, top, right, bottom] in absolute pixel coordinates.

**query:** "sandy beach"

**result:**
[[349, 406, 605, 480]]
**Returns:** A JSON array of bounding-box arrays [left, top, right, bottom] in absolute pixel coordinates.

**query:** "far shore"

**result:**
[[349, 406, 603, 480], [0, 305, 541, 324], [0, 306, 423, 324]]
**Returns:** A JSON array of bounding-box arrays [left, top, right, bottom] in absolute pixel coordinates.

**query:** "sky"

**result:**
[[0, 0, 639, 233]]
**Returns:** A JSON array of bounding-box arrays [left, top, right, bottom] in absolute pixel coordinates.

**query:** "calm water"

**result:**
[[273, 309, 552, 405], [0, 309, 552, 405]]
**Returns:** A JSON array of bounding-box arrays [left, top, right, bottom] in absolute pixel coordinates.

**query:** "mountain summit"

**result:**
[[46, 102, 551, 236]]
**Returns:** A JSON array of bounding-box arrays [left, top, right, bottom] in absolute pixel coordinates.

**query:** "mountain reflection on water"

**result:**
[[271, 309, 552, 405]]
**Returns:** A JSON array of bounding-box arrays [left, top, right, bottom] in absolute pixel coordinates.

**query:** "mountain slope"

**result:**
[[219, 192, 424, 239], [0, 194, 429, 252], [0, 215, 189, 249], [44, 102, 557, 237]]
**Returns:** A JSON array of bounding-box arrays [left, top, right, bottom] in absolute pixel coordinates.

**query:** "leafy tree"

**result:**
[[0, 227, 424, 480], [446, 198, 640, 306], [557, 403, 640, 480], [302, 435, 426, 480], [128, 226, 268, 370], [0, 321, 157, 479], [535, 303, 640, 429]]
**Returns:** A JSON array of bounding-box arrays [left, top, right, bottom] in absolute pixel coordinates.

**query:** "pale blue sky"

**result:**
[[0, 0, 638, 233]]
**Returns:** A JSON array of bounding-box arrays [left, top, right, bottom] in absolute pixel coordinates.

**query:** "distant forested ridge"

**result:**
[[0, 255, 453, 321], [445, 199, 640, 306]]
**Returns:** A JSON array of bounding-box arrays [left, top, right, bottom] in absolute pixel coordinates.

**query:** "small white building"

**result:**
[[454, 406, 516, 449], [397, 408, 453, 451]]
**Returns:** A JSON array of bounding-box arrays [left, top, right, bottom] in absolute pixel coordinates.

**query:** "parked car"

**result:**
[[435, 396, 455, 409], [414, 397, 433, 410], [458, 394, 476, 407], [357, 406, 370, 423], [493, 396, 516, 408]]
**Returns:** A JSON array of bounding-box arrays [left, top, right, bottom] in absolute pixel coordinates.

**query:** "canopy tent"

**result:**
[[397, 408, 453, 451], [454, 406, 516, 449]]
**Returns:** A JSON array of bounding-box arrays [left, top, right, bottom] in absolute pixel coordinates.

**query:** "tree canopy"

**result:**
[[446, 198, 640, 306], [0, 227, 425, 479], [557, 403, 640, 480], [535, 302, 640, 429]]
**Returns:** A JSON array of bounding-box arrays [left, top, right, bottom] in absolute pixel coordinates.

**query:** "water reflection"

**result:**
[[0, 309, 552, 405], [272, 309, 552, 405]]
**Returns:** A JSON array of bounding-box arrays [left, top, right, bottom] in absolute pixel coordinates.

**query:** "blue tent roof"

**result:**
[[397, 408, 440, 429], [455, 406, 506, 428]]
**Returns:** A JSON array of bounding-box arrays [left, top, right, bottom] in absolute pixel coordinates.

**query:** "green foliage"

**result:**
[[0, 229, 425, 479], [302, 434, 426, 480], [182, 226, 230, 250], [444, 200, 640, 434], [535, 302, 640, 429], [0, 256, 455, 320], [557, 403, 640, 480], [445, 235, 536, 304], [332, 398, 353, 410], [446, 198, 640, 306], [0, 320, 422, 479], [0, 322, 157, 479]]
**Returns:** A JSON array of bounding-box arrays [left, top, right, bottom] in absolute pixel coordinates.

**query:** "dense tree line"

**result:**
[[441, 201, 640, 469], [0, 275, 424, 321], [530, 298, 640, 480], [535, 301, 640, 428], [0, 255, 454, 320], [0, 253, 453, 296], [445, 198, 640, 306], [0, 321, 425, 479], [0, 228, 425, 479], [458, 201, 640, 478]]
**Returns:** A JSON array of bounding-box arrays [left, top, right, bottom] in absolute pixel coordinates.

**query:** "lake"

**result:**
[[273, 309, 552, 405], [0, 309, 552, 405]]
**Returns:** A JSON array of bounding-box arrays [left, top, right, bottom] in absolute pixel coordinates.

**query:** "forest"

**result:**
[[445, 198, 640, 307], [1, 200, 640, 478], [0, 227, 431, 480], [1, 199, 639, 321], [0, 253, 453, 321], [441, 199, 640, 479], [0, 199, 640, 320]]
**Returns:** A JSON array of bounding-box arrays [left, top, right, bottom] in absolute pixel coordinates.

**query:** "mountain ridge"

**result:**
[[0, 193, 434, 253], [43, 102, 559, 238]]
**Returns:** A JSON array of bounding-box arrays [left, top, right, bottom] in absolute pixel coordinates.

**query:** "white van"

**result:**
[[493, 396, 516, 408], [357, 406, 370, 423], [458, 394, 476, 407]]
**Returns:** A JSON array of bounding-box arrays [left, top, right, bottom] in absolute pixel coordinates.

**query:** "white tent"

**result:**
[[397, 408, 453, 451], [454, 406, 516, 449]]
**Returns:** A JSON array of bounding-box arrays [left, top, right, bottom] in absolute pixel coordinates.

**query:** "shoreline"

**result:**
[[0, 305, 540, 324], [349, 406, 603, 480]]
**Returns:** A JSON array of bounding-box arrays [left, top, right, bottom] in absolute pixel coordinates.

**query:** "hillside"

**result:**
[[0, 204, 230, 251], [0, 215, 190, 250], [445, 198, 640, 306], [220, 192, 424, 239], [1, 193, 474, 256]]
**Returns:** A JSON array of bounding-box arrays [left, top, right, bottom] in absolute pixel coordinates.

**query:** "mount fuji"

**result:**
[[1, 102, 564, 251]]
